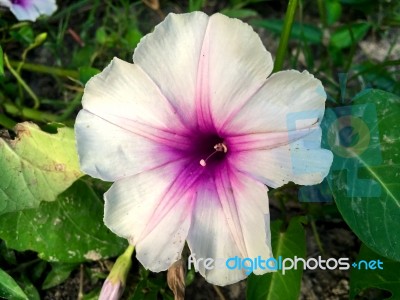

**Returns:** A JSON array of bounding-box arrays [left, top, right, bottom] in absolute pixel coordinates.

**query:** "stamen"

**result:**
[[199, 142, 228, 167]]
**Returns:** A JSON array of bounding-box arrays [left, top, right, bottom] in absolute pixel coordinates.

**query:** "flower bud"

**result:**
[[99, 245, 134, 300], [99, 278, 124, 300]]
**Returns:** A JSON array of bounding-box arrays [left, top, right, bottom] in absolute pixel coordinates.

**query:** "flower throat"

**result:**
[[200, 142, 228, 167]]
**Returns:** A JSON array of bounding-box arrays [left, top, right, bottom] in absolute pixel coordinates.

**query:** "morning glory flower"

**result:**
[[75, 12, 333, 286], [0, 0, 57, 21]]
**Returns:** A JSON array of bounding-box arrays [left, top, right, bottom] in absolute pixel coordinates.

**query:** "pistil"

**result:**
[[199, 142, 228, 167]]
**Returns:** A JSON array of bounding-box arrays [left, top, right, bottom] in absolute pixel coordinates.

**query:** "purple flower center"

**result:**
[[11, 0, 26, 5], [191, 133, 227, 168]]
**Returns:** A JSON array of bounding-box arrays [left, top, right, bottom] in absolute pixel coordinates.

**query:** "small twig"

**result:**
[[213, 285, 226, 300], [142, 0, 165, 19], [7, 258, 41, 274], [68, 28, 85, 47], [77, 264, 84, 300]]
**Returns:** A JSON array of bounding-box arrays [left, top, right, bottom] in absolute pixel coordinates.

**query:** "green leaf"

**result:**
[[0, 180, 127, 263], [31, 261, 47, 282], [330, 22, 371, 49], [349, 244, 400, 299], [325, 89, 400, 261], [10, 26, 34, 46], [95, 27, 107, 45], [0, 241, 17, 265], [354, 62, 400, 95], [82, 287, 101, 300], [71, 45, 95, 68], [0, 268, 28, 300], [42, 263, 78, 289], [0, 122, 83, 215], [221, 8, 258, 19], [252, 19, 322, 44], [326, 0, 342, 25], [18, 275, 40, 300], [124, 28, 143, 49], [130, 279, 160, 300], [246, 217, 306, 300], [79, 67, 101, 84], [188, 0, 204, 12]]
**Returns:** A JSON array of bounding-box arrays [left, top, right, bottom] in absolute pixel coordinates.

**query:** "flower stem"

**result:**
[[4, 54, 40, 109], [57, 92, 83, 122], [3, 102, 58, 122], [310, 216, 325, 256], [273, 0, 299, 73], [317, 0, 327, 28], [121, 245, 135, 260], [8, 60, 79, 79]]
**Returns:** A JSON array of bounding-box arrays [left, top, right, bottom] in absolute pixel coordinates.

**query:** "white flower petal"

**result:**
[[10, 4, 37, 21], [104, 162, 201, 272], [215, 168, 273, 268], [76, 57, 193, 181], [74, 110, 183, 181], [8, 0, 56, 21], [32, 0, 57, 16], [0, 0, 11, 9], [225, 70, 326, 134], [199, 13, 273, 131], [227, 126, 316, 152], [133, 12, 209, 126], [187, 176, 245, 285], [233, 127, 333, 188], [187, 168, 273, 285], [133, 12, 273, 130], [82, 57, 187, 134]]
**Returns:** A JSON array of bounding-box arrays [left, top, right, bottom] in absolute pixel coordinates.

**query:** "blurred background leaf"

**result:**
[[350, 244, 400, 299], [0, 268, 28, 300], [0, 180, 127, 263], [246, 217, 306, 300], [325, 90, 400, 262], [0, 123, 82, 215]]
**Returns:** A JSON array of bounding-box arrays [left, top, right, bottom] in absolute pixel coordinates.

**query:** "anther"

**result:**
[[200, 142, 227, 167]]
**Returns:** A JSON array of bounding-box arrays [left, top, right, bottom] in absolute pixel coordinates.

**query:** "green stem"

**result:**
[[3, 102, 58, 122], [344, 27, 357, 73], [310, 216, 325, 256], [7, 258, 41, 274], [317, 0, 327, 28], [273, 0, 299, 73], [8, 60, 79, 79], [0, 22, 30, 32], [122, 245, 135, 259], [108, 244, 134, 286], [4, 54, 40, 109], [57, 92, 83, 121]]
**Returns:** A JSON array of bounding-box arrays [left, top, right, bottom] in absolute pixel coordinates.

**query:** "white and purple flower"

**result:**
[[0, 0, 57, 21], [75, 12, 332, 286]]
